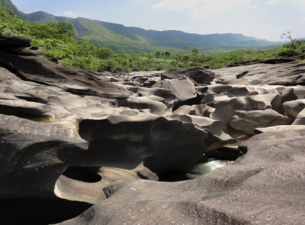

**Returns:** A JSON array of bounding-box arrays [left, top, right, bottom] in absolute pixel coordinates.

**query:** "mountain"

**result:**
[[3, 0, 282, 53], [24, 11, 58, 24]]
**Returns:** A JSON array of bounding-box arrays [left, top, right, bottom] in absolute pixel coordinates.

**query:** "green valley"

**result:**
[[2, 0, 282, 54]]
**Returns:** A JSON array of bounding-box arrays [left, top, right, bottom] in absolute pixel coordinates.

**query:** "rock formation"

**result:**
[[1, 35, 305, 225]]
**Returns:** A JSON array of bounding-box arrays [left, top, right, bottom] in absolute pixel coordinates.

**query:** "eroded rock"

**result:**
[[57, 129, 305, 225], [229, 109, 292, 135]]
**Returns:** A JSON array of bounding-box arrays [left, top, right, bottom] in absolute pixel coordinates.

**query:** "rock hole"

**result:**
[[62, 167, 102, 183]]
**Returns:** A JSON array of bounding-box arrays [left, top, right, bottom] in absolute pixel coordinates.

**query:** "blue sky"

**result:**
[[11, 0, 305, 41]]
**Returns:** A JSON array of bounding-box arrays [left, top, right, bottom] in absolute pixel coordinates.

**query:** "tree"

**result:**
[[48, 21, 75, 38], [175, 54, 182, 61], [182, 46, 189, 54], [0, 0, 6, 6], [281, 31, 298, 56], [191, 48, 199, 56], [155, 51, 161, 58], [96, 48, 114, 59], [164, 51, 171, 59], [146, 53, 154, 59]]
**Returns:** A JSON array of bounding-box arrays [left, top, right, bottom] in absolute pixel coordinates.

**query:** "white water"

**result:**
[[190, 160, 230, 176]]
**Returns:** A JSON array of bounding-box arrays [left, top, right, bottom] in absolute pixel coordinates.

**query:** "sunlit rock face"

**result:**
[[1, 34, 305, 225], [213, 60, 305, 86]]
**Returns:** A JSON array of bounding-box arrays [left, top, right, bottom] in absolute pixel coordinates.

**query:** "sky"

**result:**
[[11, 0, 305, 41]]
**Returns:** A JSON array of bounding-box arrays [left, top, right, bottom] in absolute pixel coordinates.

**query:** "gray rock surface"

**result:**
[[167, 66, 215, 84], [229, 109, 292, 134], [283, 99, 305, 119], [72, 115, 207, 175], [2, 35, 305, 225], [213, 61, 305, 86], [0, 34, 31, 47], [292, 108, 305, 125], [152, 77, 197, 101], [57, 129, 305, 225]]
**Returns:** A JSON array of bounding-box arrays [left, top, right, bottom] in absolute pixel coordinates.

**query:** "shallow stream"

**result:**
[[159, 159, 231, 182]]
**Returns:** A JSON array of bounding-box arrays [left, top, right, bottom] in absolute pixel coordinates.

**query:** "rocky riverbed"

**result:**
[[1, 34, 305, 225]]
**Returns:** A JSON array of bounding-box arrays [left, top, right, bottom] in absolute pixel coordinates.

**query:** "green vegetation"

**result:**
[[2, 0, 284, 54], [0, 3, 302, 73], [278, 31, 305, 57]]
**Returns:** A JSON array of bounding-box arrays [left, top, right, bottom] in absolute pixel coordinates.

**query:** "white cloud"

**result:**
[[246, 4, 257, 10], [64, 12, 76, 16], [299, 18, 305, 23], [265, 0, 284, 4], [55, 11, 85, 18], [153, 0, 253, 20]]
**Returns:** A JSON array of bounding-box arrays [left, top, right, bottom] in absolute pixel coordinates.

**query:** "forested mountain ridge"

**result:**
[[2, 0, 281, 53]]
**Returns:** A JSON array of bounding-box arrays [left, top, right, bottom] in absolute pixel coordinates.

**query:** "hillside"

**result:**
[[3, 0, 282, 53]]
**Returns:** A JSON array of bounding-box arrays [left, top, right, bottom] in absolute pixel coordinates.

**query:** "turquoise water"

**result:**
[[159, 160, 230, 182], [190, 160, 230, 176]]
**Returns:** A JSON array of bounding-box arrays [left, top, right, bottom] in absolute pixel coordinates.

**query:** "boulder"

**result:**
[[7, 47, 45, 56], [173, 104, 215, 117], [70, 115, 207, 175], [0, 51, 130, 99], [126, 86, 177, 105], [210, 94, 281, 128], [152, 77, 197, 101], [229, 109, 292, 134], [168, 114, 235, 151], [118, 96, 168, 115], [292, 108, 305, 125], [283, 99, 305, 119], [0, 34, 31, 48], [166, 66, 215, 84]]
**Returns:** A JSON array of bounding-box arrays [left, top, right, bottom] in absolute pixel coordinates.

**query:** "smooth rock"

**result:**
[[152, 78, 197, 101], [0, 34, 31, 48], [283, 99, 305, 119], [229, 109, 292, 134], [57, 129, 305, 225], [70, 115, 207, 175]]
